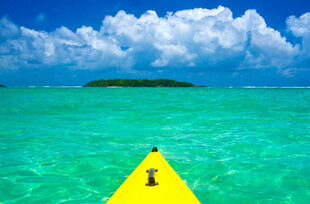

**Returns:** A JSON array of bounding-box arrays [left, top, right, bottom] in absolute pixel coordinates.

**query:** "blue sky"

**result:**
[[0, 0, 310, 86]]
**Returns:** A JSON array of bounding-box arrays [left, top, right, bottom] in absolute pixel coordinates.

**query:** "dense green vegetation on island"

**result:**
[[0, 84, 5, 87], [84, 79, 195, 87]]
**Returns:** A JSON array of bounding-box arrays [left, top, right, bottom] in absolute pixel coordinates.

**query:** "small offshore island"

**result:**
[[0, 84, 5, 87], [84, 79, 195, 87]]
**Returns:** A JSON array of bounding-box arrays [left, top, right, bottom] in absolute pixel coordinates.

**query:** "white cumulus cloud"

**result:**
[[287, 12, 310, 70], [0, 6, 310, 76]]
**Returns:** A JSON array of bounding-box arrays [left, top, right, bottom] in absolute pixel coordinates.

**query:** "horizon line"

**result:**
[[2, 86, 310, 88]]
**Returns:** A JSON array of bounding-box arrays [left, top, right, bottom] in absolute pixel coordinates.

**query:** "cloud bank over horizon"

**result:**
[[0, 6, 310, 78]]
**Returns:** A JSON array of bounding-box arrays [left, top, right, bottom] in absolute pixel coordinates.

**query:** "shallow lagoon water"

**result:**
[[0, 87, 310, 203]]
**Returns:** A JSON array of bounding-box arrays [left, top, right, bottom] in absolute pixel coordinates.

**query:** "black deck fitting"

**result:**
[[146, 168, 159, 186], [152, 147, 158, 152]]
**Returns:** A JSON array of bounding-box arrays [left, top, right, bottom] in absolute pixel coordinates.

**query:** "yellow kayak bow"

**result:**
[[107, 147, 201, 204]]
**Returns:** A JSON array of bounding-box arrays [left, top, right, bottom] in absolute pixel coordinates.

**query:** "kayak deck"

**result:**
[[107, 147, 200, 204]]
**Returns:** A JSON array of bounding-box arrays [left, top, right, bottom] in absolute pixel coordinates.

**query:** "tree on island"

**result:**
[[84, 79, 195, 87]]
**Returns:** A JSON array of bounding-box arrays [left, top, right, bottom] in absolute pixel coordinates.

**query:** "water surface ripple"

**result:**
[[0, 88, 309, 203]]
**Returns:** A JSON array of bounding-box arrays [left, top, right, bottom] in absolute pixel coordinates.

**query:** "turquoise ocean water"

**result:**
[[0, 87, 310, 203]]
